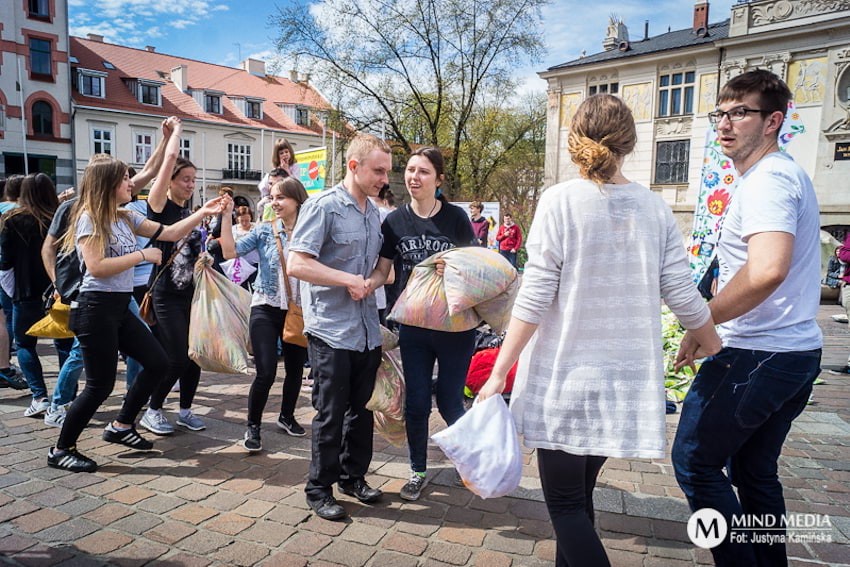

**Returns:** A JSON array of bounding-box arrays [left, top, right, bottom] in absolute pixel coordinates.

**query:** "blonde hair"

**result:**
[[567, 94, 636, 185], [61, 156, 133, 254], [345, 134, 391, 164]]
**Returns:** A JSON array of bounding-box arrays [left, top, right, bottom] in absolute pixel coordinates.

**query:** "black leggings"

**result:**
[[247, 304, 307, 425], [537, 448, 610, 567], [58, 292, 168, 450], [148, 288, 201, 410]]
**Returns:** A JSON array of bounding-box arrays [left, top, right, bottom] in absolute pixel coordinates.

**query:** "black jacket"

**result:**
[[0, 212, 51, 301]]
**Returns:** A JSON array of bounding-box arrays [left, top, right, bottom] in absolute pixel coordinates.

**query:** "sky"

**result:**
[[68, 0, 740, 94]]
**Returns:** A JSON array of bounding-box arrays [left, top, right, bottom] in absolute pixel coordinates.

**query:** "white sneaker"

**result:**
[[44, 404, 69, 428], [24, 398, 50, 418], [175, 410, 205, 431], [139, 409, 174, 435]]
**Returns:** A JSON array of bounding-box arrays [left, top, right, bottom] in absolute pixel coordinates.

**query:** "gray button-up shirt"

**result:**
[[289, 184, 382, 352]]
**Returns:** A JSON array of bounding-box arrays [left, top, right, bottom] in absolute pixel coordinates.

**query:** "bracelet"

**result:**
[[138, 250, 145, 262]]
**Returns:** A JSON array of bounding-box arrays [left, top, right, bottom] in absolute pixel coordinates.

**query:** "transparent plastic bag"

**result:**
[[188, 254, 252, 374], [367, 345, 406, 447], [431, 394, 522, 499]]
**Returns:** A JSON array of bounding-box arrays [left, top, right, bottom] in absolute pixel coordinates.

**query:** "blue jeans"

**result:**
[[672, 347, 821, 567], [13, 299, 73, 399], [51, 337, 83, 408], [499, 249, 517, 267], [0, 287, 13, 356], [399, 325, 476, 473], [124, 296, 146, 388]]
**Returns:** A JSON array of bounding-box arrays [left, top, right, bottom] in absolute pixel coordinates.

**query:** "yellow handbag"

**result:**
[[27, 300, 74, 339]]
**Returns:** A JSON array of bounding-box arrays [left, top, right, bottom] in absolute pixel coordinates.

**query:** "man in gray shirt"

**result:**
[[288, 134, 391, 521]]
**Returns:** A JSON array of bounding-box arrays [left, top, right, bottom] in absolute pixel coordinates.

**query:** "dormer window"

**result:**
[[77, 69, 107, 98], [205, 94, 222, 114], [246, 99, 262, 119], [141, 83, 159, 105], [295, 107, 310, 126]]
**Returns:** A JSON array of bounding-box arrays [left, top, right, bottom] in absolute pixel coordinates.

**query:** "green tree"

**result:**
[[271, 0, 547, 198]]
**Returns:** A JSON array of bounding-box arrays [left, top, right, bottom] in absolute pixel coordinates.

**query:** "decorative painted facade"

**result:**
[[540, 0, 850, 227]]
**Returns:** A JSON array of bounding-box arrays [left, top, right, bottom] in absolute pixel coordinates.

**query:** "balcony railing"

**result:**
[[221, 168, 262, 181]]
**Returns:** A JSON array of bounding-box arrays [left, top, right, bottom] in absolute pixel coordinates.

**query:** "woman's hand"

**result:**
[[142, 247, 163, 266], [477, 373, 507, 401], [434, 257, 446, 277], [199, 196, 228, 217]]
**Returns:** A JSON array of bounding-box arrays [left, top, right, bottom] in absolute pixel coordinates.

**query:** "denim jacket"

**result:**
[[235, 219, 294, 301]]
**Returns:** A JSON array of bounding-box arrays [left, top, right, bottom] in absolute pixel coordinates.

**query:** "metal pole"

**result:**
[[331, 131, 336, 187], [201, 131, 207, 202], [17, 57, 29, 174]]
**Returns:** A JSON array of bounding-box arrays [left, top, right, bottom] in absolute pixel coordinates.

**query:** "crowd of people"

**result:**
[[0, 69, 821, 567]]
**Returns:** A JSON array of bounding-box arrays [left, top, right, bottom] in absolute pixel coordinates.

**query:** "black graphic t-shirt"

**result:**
[[380, 201, 475, 292], [147, 199, 202, 294]]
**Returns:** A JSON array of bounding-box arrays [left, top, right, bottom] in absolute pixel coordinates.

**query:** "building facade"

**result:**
[[0, 0, 74, 187], [540, 0, 850, 228], [70, 35, 335, 206]]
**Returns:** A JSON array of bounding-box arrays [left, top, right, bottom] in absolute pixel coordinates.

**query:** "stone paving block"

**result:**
[[73, 530, 134, 555], [240, 519, 294, 547], [105, 486, 155, 505], [479, 511, 519, 531], [173, 483, 218, 502], [426, 541, 473, 566], [174, 529, 234, 555], [52, 496, 102, 517], [283, 530, 333, 556], [605, 548, 647, 567], [79, 478, 127, 497], [144, 520, 197, 545], [593, 487, 624, 513], [168, 503, 219, 525], [317, 540, 376, 567], [0, 533, 38, 554], [395, 511, 441, 537], [156, 551, 212, 567], [257, 552, 309, 567], [647, 540, 694, 561], [136, 493, 186, 514], [533, 539, 556, 562], [54, 474, 105, 491], [233, 498, 275, 518], [143, 476, 193, 493], [248, 485, 294, 503], [476, 550, 514, 567], [212, 540, 270, 566], [302, 514, 348, 536], [483, 532, 536, 556], [12, 509, 71, 533], [427, 486, 474, 508], [368, 551, 420, 567], [12, 543, 75, 567], [220, 477, 264, 495], [340, 522, 386, 545], [381, 532, 428, 556], [205, 512, 254, 535], [264, 504, 312, 526], [110, 510, 164, 534], [443, 505, 484, 526], [645, 556, 695, 567], [5, 479, 53, 497], [27, 487, 78, 508], [83, 503, 133, 525], [649, 518, 690, 543], [400, 499, 449, 519], [468, 496, 510, 514], [516, 518, 553, 539], [437, 524, 487, 547], [597, 511, 653, 537], [35, 517, 100, 543], [509, 500, 549, 521], [352, 503, 403, 530], [109, 539, 170, 567], [622, 492, 692, 522], [0, 472, 29, 489]]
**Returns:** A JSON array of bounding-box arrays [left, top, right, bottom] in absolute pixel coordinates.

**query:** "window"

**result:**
[[92, 128, 113, 155], [32, 101, 53, 136], [657, 71, 695, 117], [28, 0, 49, 18], [29, 38, 51, 76], [179, 137, 192, 160], [103, 61, 115, 70], [134, 132, 154, 163], [589, 82, 619, 96], [78, 70, 106, 98], [654, 140, 690, 184], [140, 83, 159, 105], [205, 95, 221, 114], [227, 143, 252, 171], [0, 105, 5, 132], [246, 100, 261, 119], [295, 107, 310, 126]]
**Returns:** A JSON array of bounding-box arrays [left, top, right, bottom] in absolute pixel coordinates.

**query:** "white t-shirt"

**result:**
[[77, 210, 145, 293], [716, 152, 822, 351]]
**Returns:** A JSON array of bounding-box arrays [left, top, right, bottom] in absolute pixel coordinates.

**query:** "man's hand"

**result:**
[[347, 274, 371, 301], [675, 329, 722, 372]]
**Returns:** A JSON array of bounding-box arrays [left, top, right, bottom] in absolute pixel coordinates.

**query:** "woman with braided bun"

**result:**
[[478, 94, 721, 566]]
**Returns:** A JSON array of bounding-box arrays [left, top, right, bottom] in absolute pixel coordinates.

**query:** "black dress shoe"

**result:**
[[339, 479, 382, 503], [307, 495, 347, 520]]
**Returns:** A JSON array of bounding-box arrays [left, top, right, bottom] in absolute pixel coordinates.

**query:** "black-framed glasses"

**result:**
[[708, 107, 771, 124]]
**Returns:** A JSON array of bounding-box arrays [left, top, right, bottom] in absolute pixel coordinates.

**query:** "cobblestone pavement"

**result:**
[[1, 304, 848, 566]]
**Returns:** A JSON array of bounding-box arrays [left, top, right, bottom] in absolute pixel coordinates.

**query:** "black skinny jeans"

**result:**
[[537, 448, 610, 567], [247, 304, 307, 425], [58, 292, 168, 450], [148, 288, 201, 410]]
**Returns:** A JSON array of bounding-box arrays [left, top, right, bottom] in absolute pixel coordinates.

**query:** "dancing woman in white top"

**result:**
[[478, 94, 722, 567]]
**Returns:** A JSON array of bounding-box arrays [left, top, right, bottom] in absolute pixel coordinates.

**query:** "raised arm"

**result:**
[[147, 118, 183, 214], [132, 117, 175, 190], [41, 234, 60, 282], [135, 196, 227, 242]]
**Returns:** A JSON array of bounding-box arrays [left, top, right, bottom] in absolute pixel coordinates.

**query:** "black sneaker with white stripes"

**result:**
[[47, 447, 98, 473], [102, 424, 154, 450]]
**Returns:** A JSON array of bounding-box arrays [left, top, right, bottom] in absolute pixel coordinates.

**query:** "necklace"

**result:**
[[411, 199, 438, 219]]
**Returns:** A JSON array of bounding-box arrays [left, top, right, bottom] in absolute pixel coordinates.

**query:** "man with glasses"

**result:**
[[673, 70, 822, 566]]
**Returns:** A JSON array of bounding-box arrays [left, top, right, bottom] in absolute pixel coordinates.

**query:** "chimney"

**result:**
[[87, 33, 104, 42], [644, 20, 649, 40], [289, 70, 299, 83], [301, 72, 312, 83], [145, 46, 156, 52], [693, 1, 709, 35], [241, 58, 266, 76], [171, 64, 188, 92]]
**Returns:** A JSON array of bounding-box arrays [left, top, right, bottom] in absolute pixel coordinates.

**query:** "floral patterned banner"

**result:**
[[688, 102, 805, 282]]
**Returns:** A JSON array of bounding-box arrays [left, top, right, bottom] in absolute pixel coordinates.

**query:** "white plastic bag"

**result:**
[[220, 257, 257, 286], [431, 394, 522, 499]]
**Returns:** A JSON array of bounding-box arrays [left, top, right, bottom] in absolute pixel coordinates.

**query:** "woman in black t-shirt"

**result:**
[[371, 147, 476, 501]]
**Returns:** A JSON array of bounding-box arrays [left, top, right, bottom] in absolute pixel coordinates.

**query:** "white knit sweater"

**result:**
[[510, 179, 710, 459]]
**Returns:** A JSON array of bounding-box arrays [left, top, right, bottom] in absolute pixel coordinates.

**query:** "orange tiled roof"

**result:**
[[70, 37, 330, 136]]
